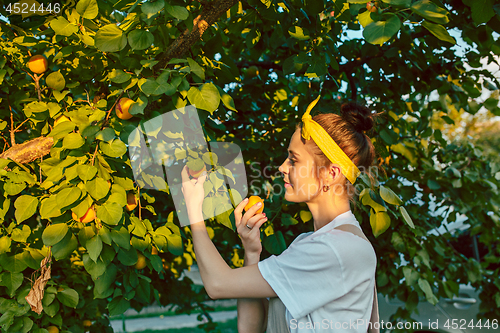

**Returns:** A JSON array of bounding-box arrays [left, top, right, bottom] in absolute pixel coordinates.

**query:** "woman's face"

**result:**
[[278, 129, 325, 202]]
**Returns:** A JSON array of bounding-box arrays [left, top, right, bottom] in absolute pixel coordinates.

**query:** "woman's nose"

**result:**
[[278, 160, 286, 175]]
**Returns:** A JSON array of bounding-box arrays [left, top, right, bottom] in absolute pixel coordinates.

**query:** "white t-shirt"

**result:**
[[258, 210, 377, 332]]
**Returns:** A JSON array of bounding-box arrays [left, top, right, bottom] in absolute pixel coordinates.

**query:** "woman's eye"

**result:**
[[288, 158, 295, 165]]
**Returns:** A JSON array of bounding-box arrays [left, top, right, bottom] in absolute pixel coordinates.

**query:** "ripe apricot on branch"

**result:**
[[366, 1, 378, 13], [47, 326, 59, 333], [72, 206, 95, 223], [245, 66, 259, 78], [135, 252, 147, 269], [188, 164, 206, 179], [244, 196, 264, 214], [28, 55, 48, 74], [115, 97, 134, 120], [126, 192, 138, 211]]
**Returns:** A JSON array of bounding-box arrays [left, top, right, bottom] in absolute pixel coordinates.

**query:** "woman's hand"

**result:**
[[234, 198, 268, 258], [181, 165, 207, 219]]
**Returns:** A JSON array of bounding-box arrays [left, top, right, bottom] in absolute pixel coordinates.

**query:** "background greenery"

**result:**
[[0, 0, 499, 332]]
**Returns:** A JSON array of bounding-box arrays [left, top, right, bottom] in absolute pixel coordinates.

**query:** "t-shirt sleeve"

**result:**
[[258, 234, 347, 319]]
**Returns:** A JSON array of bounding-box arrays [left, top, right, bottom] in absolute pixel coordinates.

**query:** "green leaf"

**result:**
[[379, 128, 398, 144], [139, 78, 175, 96], [87, 235, 103, 262], [94, 264, 117, 298], [418, 278, 438, 305], [165, 4, 189, 20], [76, 0, 99, 19], [128, 30, 154, 50], [100, 139, 127, 158], [421, 21, 455, 44], [117, 247, 138, 265], [358, 10, 374, 28], [52, 232, 78, 260], [63, 132, 85, 149], [360, 188, 387, 212], [363, 13, 401, 45], [166, 234, 183, 256], [97, 202, 123, 225], [14, 195, 38, 224], [369, 210, 391, 237], [187, 83, 221, 114], [48, 121, 76, 140], [0, 236, 11, 255], [462, 0, 494, 25], [263, 231, 286, 255], [42, 223, 69, 246], [384, 0, 411, 6], [83, 254, 107, 279], [95, 24, 128, 52], [40, 196, 62, 219], [411, 0, 449, 24], [86, 177, 110, 201], [399, 206, 415, 228], [109, 69, 131, 84], [142, 0, 165, 15], [379, 185, 403, 205], [0, 272, 23, 297], [56, 187, 81, 208], [187, 58, 205, 80], [288, 26, 310, 40], [50, 17, 78, 36], [110, 226, 130, 249], [77, 164, 98, 181], [107, 296, 130, 316], [129, 94, 148, 115], [56, 288, 79, 308], [46, 71, 66, 91]]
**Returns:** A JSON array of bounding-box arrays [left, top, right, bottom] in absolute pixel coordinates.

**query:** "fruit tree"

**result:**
[[0, 0, 499, 332]]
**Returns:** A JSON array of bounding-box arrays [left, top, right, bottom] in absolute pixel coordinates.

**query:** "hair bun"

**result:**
[[340, 103, 374, 133]]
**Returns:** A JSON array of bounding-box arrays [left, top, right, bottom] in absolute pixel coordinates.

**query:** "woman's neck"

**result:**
[[307, 196, 351, 232]]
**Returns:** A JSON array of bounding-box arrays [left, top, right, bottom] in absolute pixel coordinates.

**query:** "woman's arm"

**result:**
[[237, 252, 269, 333], [189, 208, 277, 299]]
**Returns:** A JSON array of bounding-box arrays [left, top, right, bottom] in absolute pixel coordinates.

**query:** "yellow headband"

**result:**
[[301, 96, 360, 184]]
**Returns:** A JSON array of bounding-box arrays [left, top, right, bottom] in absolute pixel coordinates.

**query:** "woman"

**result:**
[[181, 96, 380, 332]]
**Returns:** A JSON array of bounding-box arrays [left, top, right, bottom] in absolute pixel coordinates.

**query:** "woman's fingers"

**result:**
[[234, 198, 248, 228], [238, 213, 267, 233], [181, 165, 190, 183]]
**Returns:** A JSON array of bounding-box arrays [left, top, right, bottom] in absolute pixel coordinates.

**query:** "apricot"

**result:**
[[244, 196, 264, 214], [115, 97, 134, 120], [72, 206, 95, 223], [188, 164, 206, 179], [135, 252, 147, 269], [47, 326, 59, 333], [28, 55, 48, 74], [126, 192, 137, 211], [245, 66, 259, 78]]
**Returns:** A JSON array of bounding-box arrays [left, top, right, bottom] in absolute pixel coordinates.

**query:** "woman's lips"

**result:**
[[284, 182, 292, 188]]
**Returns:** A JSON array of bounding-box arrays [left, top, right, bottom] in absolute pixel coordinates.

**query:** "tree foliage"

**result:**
[[0, 0, 499, 332]]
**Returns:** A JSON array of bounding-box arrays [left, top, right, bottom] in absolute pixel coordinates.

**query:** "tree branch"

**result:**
[[0, 136, 53, 164], [154, 0, 239, 71]]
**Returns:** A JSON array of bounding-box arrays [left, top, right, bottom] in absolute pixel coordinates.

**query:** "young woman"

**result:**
[[181, 97, 379, 332]]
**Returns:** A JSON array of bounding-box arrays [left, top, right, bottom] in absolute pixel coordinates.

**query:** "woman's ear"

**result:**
[[330, 164, 342, 182]]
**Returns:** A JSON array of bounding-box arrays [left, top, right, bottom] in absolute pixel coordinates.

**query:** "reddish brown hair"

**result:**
[[297, 102, 380, 205]]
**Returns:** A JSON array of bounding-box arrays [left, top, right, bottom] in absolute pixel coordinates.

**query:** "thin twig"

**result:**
[[9, 98, 15, 146], [14, 118, 30, 132], [90, 145, 99, 166], [138, 186, 142, 221], [104, 92, 125, 125]]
